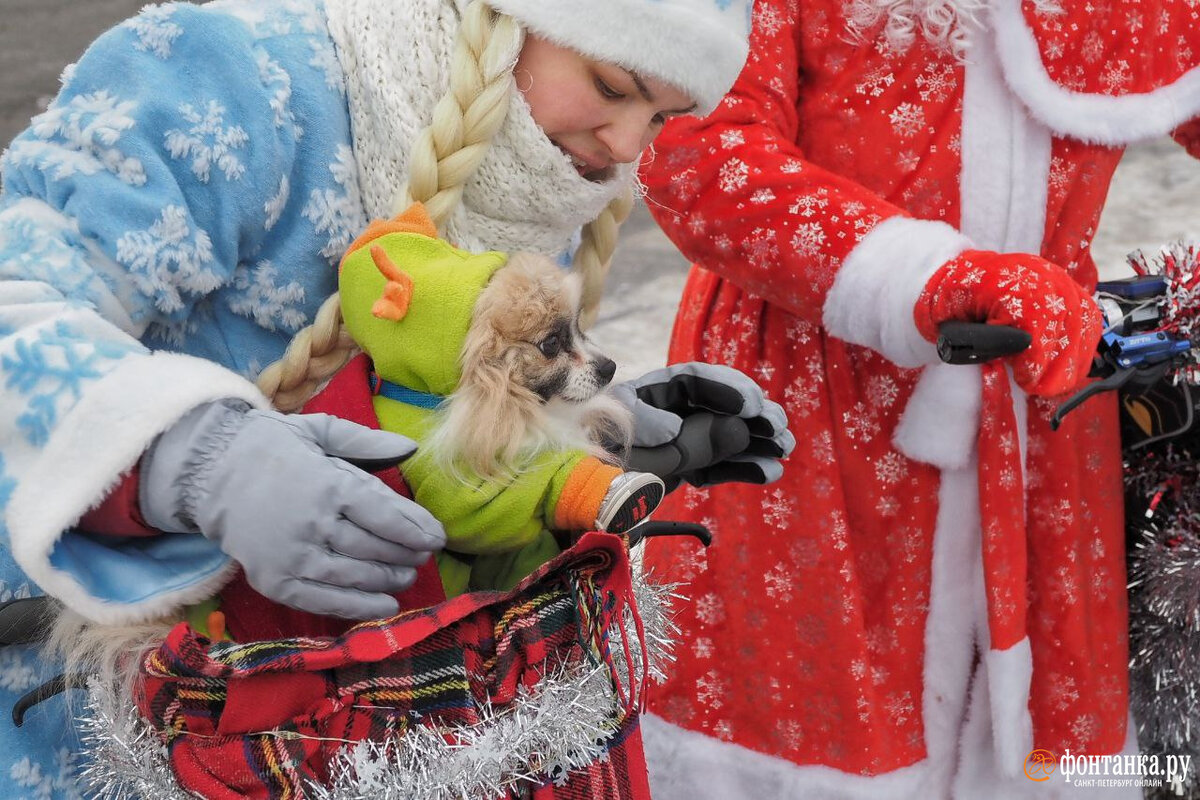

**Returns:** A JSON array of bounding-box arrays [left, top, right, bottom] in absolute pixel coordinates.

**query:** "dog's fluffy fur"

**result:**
[[426, 252, 633, 481]]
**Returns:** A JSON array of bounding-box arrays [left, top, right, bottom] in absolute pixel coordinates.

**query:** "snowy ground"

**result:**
[[2, 2, 1199, 382]]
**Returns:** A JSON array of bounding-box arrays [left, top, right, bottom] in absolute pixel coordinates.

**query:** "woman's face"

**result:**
[[515, 34, 697, 182]]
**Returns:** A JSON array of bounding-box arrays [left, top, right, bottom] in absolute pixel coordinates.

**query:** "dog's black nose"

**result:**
[[595, 356, 617, 385]]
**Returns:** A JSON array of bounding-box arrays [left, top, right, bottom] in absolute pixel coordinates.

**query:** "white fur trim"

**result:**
[[8, 352, 268, 624], [989, 0, 1200, 145], [642, 713, 937, 799], [919, 464, 985, 790], [893, 363, 981, 469], [487, 0, 751, 115], [960, 13, 1051, 253], [954, 693, 1141, 798], [985, 638, 1035, 777], [823, 217, 972, 368]]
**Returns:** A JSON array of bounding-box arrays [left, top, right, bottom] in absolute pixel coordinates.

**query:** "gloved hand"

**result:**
[[140, 400, 446, 619], [611, 363, 795, 489], [915, 250, 1102, 396]]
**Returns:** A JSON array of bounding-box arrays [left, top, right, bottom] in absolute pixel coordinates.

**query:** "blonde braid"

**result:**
[[576, 187, 635, 331], [257, 2, 520, 411], [394, 2, 522, 223]]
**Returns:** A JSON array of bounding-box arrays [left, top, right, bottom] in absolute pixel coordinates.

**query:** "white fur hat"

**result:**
[[487, 0, 753, 115]]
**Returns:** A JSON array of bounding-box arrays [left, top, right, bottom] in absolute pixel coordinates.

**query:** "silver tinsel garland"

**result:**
[[1128, 242, 1200, 385], [77, 571, 678, 800], [1126, 442, 1200, 798]]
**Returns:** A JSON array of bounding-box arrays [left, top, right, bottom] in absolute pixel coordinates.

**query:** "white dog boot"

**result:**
[[595, 472, 666, 534]]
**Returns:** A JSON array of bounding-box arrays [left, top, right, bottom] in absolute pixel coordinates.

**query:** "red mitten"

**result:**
[[914, 250, 1102, 396]]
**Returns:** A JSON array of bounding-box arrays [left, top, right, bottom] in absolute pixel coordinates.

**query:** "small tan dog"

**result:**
[[431, 250, 634, 478], [338, 205, 665, 595]]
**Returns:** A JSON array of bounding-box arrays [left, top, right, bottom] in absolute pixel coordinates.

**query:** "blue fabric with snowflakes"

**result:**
[[0, 0, 369, 794]]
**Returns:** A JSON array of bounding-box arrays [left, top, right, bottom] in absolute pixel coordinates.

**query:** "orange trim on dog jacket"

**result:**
[[554, 457, 622, 531]]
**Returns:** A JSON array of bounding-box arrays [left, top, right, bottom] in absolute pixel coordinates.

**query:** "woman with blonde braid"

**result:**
[[0, 0, 795, 795]]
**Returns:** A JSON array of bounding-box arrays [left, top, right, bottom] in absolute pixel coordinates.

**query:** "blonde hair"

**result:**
[[257, 1, 633, 411]]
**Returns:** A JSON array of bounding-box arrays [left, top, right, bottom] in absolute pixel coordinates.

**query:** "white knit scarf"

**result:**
[[323, 0, 634, 258]]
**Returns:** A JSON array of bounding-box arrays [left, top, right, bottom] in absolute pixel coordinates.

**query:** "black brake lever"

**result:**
[[626, 520, 713, 548], [1050, 366, 1140, 430]]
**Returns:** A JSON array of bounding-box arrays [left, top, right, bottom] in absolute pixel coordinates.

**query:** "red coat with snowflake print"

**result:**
[[638, 1, 1200, 797]]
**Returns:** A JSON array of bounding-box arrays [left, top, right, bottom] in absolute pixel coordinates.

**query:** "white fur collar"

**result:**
[[323, 0, 632, 258]]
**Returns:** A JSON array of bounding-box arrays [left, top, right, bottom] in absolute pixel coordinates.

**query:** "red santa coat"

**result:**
[[639, 1, 1200, 797]]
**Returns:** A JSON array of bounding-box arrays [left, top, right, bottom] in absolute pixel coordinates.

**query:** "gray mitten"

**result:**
[[140, 400, 446, 619], [611, 362, 795, 489]]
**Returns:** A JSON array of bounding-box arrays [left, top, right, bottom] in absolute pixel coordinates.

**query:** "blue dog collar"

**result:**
[[368, 372, 445, 410]]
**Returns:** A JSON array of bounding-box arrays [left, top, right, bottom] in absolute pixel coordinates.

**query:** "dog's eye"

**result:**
[[537, 334, 562, 358]]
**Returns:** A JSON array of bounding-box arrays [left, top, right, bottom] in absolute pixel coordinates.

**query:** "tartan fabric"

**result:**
[[135, 533, 652, 800]]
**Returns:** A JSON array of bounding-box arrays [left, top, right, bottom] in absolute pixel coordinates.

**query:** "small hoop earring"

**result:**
[[514, 69, 533, 93]]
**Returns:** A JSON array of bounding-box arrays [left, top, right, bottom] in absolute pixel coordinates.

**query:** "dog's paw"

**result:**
[[595, 471, 666, 534]]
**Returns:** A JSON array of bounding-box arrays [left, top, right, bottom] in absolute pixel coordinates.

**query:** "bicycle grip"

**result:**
[[936, 321, 1032, 365]]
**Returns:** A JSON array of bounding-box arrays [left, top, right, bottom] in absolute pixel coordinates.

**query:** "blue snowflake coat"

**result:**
[[0, 0, 369, 794]]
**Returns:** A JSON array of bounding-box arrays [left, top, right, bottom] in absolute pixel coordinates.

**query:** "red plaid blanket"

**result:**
[[135, 533, 652, 800]]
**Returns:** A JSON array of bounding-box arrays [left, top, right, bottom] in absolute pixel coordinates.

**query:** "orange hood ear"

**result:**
[[369, 245, 415, 321]]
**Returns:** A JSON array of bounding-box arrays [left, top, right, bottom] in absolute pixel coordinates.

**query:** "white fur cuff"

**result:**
[[8, 352, 268, 624], [823, 216, 972, 368]]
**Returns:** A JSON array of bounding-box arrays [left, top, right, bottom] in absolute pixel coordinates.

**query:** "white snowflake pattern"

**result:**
[[884, 692, 915, 725], [310, 39, 347, 96], [842, 402, 880, 441], [1050, 564, 1080, 606], [789, 193, 828, 218], [743, 227, 779, 265], [226, 261, 307, 332], [0, 646, 38, 693], [265, 175, 290, 231], [915, 63, 956, 103], [117, 205, 219, 314], [303, 145, 367, 260], [790, 222, 826, 257], [763, 563, 793, 601], [695, 592, 726, 627], [1100, 59, 1132, 94], [696, 669, 727, 710], [888, 103, 926, 138], [776, 718, 804, 751], [876, 494, 900, 517], [1069, 713, 1099, 745], [718, 158, 750, 193], [855, 65, 895, 98], [753, 2, 786, 36], [872, 453, 905, 487], [750, 188, 776, 205], [762, 487, 794, 528], [865, 374, 899, 409], [711, 719, 734, 741], [123, 5, 184, 59], [257, 51, 302, 139], [165, 100, 250, 183], [9, 749, 81, 800], [7, 91, 146, 186], [719, 129, 745, 149], [0, 210, 100, 304], [784, 378, 820, 419]]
